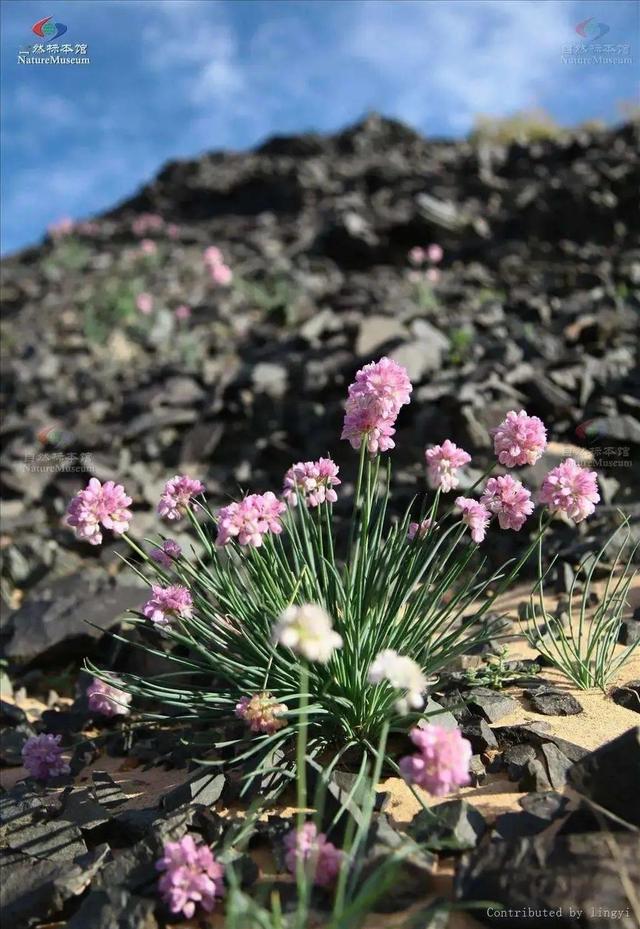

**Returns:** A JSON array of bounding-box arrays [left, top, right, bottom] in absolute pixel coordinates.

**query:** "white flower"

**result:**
[[368, 649, 426, 715], [273, 603, 342, 664]]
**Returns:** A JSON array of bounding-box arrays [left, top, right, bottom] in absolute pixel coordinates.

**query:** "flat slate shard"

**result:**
[[66, 888, 158, 929], [540, 742, 573, 789], [161, 769, 226, 812], [456, 832, 639, 928], [61, 786, 112, 832], [409, 799, 486, 851], [93, 770, 129, 808], [460, 716, 498, 753], [567, 726, 640, 827], [360, 816, 437, 913], [465, 687, 519, 723], [610, 680, 640, 714], [7, 817, 87, 861], [524, 686, 583, 716]]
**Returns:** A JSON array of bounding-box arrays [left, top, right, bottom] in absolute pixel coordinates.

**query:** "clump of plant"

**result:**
[[407, 243, 443, 310], [461, 646, 540, 690], [68, 359, 603, 774], [523, 519, 638, 690]]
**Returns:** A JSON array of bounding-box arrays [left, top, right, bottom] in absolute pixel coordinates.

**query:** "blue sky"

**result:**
[[1, 0, 638, 254]]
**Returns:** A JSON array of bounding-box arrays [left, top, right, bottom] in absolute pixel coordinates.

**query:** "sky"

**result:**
[[1, 0, 638, 254]]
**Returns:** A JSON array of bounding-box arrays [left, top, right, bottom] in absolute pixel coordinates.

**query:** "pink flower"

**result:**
[[408, 246, 425, 266], [425, 440, 471, 492], [48, 216, 74, 239], [86, 678, 132, 717], [426, 267, 440, 283], [491, 410, 547, 468], [480, 475, 534, 531], [139, 239, 157, 255], [22, 734, 70, 781], [156, 834, 224, 919], [216, 492, 286, 547], [166, 223, 180, 239], [210, 263, 233, 285], [342, 357, 412, 455], [143, 584, 193, 629], [131, 213, 164, 236], [399, 724, 472, 796], [407, 517, 434, 541], [174, 304, 191, 321], [283, 458, 341, 507], [455, 497, 491, 543], [427, 243, 443, 264], [150, 538, 182, 567], [66, 478, 132, 546], [203, 246, 223, 267], [539, 458, 600, 523], [235, 692, 288, 734], [284, 823, 343, 887], [136, 292, 154, 315], [157, 475, 205, 521]]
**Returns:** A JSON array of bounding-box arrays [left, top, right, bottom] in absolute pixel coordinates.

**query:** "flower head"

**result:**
[[143, 584, 193, 629], [539, 458, 600, 523], [140, 239, 157, 256], [408, 246, 425, 266], [174, 304, 191, 321], [399, 724, 472, 796], [273, 603, 342, 663], [86, 678, 132, 717], [203, 246, 223, 267], [427, 243, 443, 264], [210, 263, 233, 286], [156, 834, 224, 919], [157, 475, 205, 521], [455, 497, 491, 543], [407, 518, 435, 541], [216, 492, 285, 547], [368, 649, 426, 714], [284, 823, 343, 888], [22, 734, 70, 781], [491, 410, 547, 468], [48, 216, 74, 239], [235, 692, 288, 734], [136, 292, 154, 315], [150, 538, 182, 568], [425, 440, 471, 492], [283, 458, 341, 508], [426, 267, 440, 283], [342, 357, 412, 455], [66, 478, 132, 546], [480, 475, 534, 531]]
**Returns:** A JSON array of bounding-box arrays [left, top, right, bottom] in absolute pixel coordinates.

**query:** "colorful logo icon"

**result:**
[[37, 425, 74, 448], [575, 420, 603, 442], [575, 18, 610, 43], [32, 15, 68, 42]]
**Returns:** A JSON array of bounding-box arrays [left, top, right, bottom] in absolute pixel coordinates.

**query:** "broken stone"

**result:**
[[568, 726, 640, 826], [466, 687, 519, 723], [161, 769, 225, 812], [524, 686, 583, 716], [610, 680, 640, 714], [409, 799, 486, 851]]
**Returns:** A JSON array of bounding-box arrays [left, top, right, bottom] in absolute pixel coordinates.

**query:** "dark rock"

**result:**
[[618, 619, 640, 645], [0, 724, 34, 765], [466, 688, 519, 723], [469, 754, 486, 786], [610, 680, 640, 713], [568, 726, 640, 826], [161, 768, 225, 812], [66, 888, 158, 929], [61, 787, 112, 832], [540, 742, 573, 789], [519, 758, 552, 792], [93, 771, 129, 808], [519, 791, 569, 822], [7, 817, 87, 861], [503, 743, 536, 781], [0, 700, 27, 725], [460, 716, 498, 753], [409, 799, 486, 851], [524, 686, 583, 716], [360, 816, 436, 912], [456, 832, 639, 927]]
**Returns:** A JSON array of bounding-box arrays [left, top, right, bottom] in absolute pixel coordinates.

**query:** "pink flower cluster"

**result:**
[[407, 517, 435, 541], [283, 458, 341, 507], [425, 440, 471, 492], [216, 492, 285, 547], [86, 677, 132, 717], [455, 497, 491, 543], [139, 239, 157, 256], [157, 475, 205, 521], [150, 538, 182, 568], [174, 304, 191, 321], [131, 213, 164, 237], [136, 292, 154, 315], [408, 244, 443, 266], [480, 474, 534, 531], [284, 822, 343, 887], [399, 724, 472, 796], [341, 357, 412, 455], [491, 410, 547, 468], [235, 692, 288, 734], [48, 216, 75, 239], [22, 733, 70, 781], [156, 834, 224, 919], [66, 478, 132, 546], [204, 246, 233, 285], [540, 458, 600, 523], [143, 584, 193, 628]]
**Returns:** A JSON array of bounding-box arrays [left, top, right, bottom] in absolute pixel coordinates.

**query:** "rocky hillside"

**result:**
[[1, 114, 639, 667]]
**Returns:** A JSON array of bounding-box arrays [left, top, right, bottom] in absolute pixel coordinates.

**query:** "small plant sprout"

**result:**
[[73, 358, 608, 781], [523, 519, 638, 691]]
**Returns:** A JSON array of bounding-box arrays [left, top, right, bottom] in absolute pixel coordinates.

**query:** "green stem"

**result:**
[[295, 663, 310, 928]]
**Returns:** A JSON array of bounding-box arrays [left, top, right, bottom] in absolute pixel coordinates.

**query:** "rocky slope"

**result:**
[[1, 114, 639, 668]]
